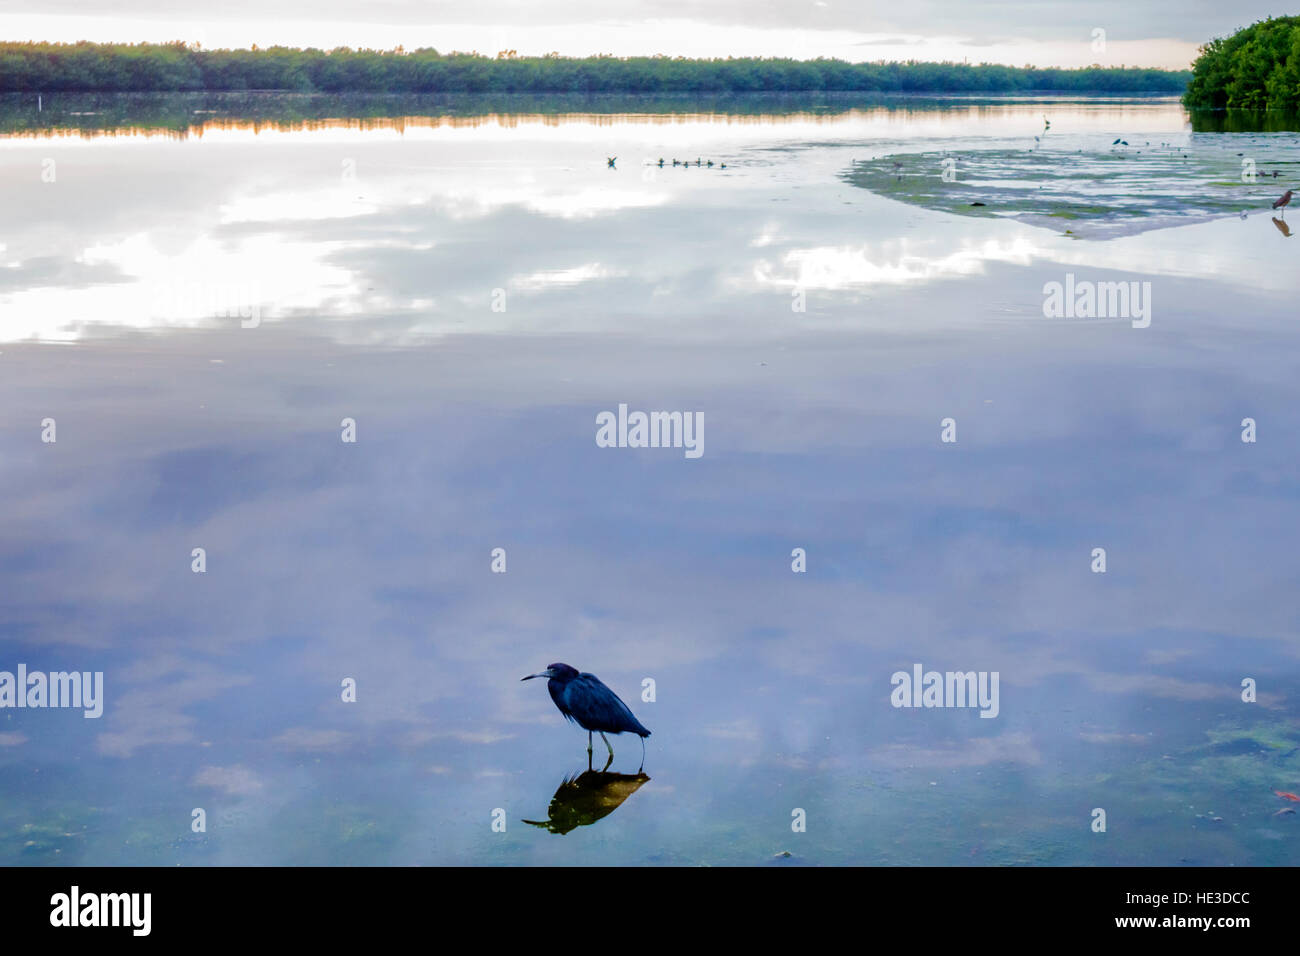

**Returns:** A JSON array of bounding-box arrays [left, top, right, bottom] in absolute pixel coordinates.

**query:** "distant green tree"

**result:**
[[1184, 16, 1300, 110], [0, 41, 1191, 95]]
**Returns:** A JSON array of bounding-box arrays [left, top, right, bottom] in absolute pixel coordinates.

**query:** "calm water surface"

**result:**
[[1, 95, 1298, 865]]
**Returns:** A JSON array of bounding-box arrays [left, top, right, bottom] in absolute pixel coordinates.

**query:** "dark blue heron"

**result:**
[[522, 663, 650, 769]]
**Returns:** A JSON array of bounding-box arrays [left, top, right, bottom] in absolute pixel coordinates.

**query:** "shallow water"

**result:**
[[850, 135, 1300, 238], [1, 94, 1299, 865]]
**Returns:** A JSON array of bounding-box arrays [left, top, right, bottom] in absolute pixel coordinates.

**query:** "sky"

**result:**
[[0, 2, 1295, 70]]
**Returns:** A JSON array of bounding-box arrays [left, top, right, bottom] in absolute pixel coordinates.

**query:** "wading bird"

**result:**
[[522, 663, 651, 770], [1273, 189, 1293, 215]]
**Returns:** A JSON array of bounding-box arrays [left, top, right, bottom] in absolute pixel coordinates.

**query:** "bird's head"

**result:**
[[521, 662, 579, 682]]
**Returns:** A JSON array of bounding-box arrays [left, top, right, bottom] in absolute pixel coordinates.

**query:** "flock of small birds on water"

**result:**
[[604, 116, 1292, 225], [605, 156, 727, 169]]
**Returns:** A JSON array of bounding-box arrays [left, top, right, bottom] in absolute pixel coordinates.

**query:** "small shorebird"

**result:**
[[1273, 189, 1293, 215]]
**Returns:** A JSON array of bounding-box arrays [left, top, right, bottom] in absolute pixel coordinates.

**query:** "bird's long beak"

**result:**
[[521, 671, 551, 681]]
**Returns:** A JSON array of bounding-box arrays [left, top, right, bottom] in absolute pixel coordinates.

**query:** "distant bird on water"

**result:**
[[607, 156, 617, 168], [523, 663, 651, 769], [1273, 189, 1293, 215]]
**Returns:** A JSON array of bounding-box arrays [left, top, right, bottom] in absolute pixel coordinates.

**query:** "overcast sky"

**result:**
[[1, 1, 1292, 68]]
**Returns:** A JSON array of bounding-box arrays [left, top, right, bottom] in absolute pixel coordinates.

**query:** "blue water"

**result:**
[[1, 95, 1298, 865]]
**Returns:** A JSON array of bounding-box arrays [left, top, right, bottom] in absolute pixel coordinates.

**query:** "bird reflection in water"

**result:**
[[1272, 216, 1292, 238], [522, 769, 651, 835]]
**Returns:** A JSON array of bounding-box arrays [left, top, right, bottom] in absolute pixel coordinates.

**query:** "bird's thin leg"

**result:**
[[639, 735, 646, 773], [601, 751, 613, 772], [600, 731, 614, 759], [587, 731, 593, 762]]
